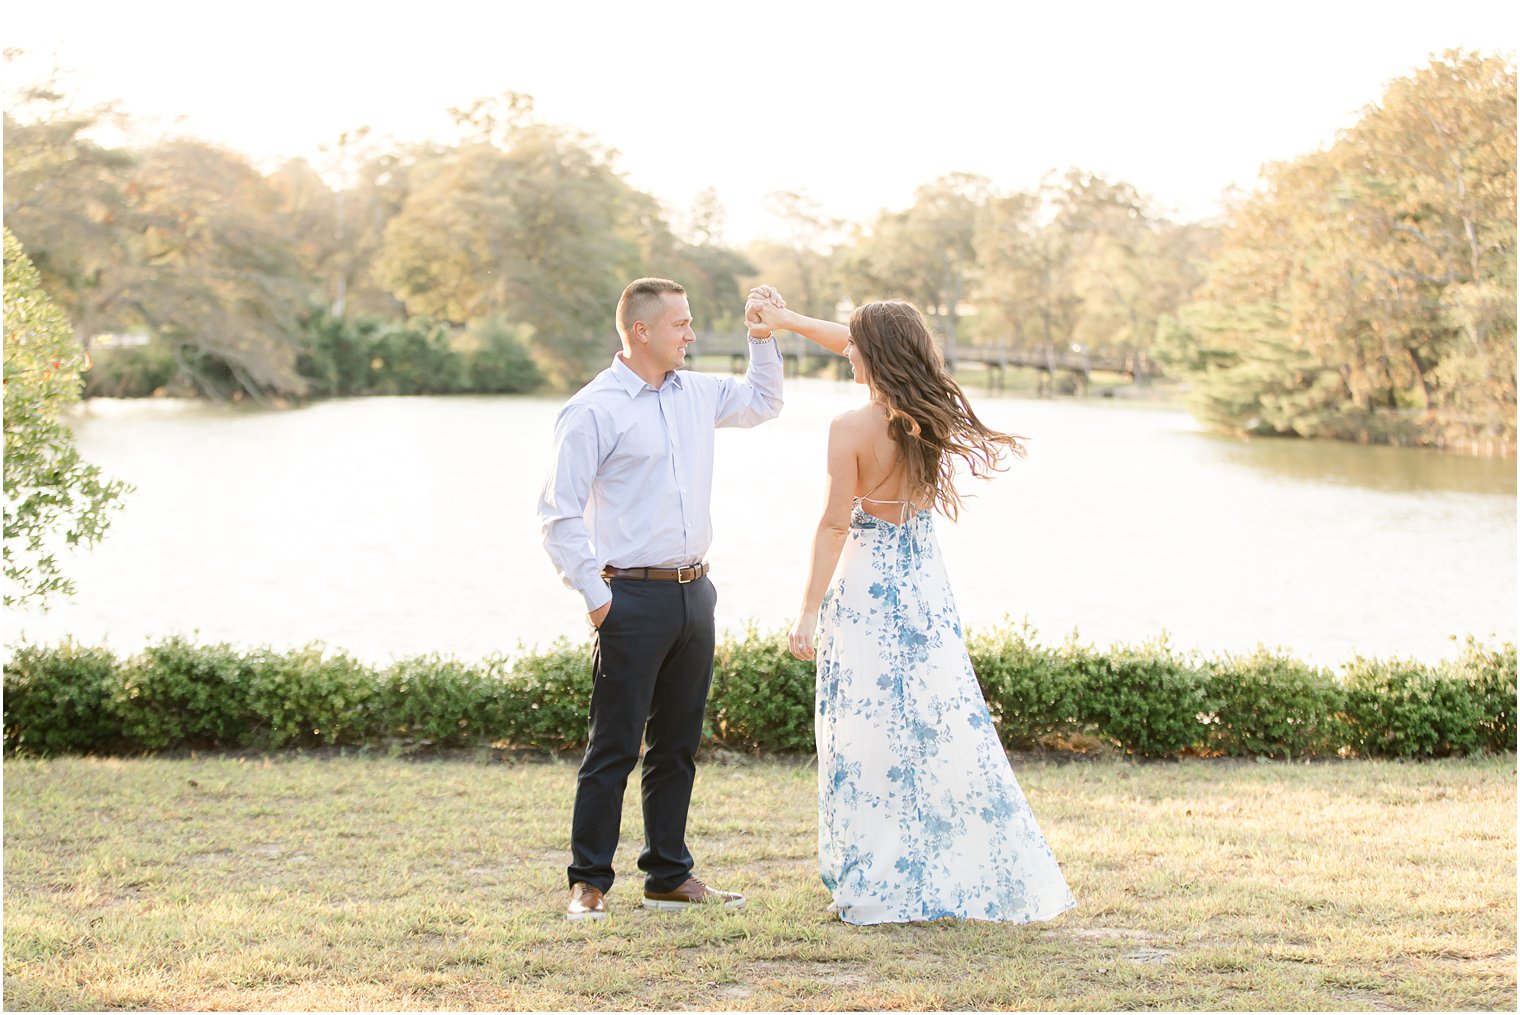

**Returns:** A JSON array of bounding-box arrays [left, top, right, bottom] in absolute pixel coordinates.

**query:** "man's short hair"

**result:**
[[616, 277, 686, 339]]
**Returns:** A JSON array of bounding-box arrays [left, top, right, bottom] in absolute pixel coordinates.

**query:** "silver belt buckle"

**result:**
[[676, 564, 697, 584]]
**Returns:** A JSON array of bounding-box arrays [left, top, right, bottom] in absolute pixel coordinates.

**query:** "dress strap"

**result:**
[[858, 464, 922, 525], [859, 496, 917, 526]]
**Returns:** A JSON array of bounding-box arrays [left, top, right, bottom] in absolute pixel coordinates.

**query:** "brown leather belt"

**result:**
[[601, 562, 710, 583]]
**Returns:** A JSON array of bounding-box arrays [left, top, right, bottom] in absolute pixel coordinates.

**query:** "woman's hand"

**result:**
[[746, 299, 792, 335], [748, 285, 787, 311], [745, 285, 789, 337], [788, 611, 819, 661]]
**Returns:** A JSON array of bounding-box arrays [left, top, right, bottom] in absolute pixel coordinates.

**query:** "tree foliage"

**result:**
[[4, 54, 1511, 454], [817, 170, 1212, 384], [3, 228, 130, 606], [667, 191, 757, 336], [125, 139, 314, 397], [741, 190, 846, 333], [844, 173, 990, 363], [4, 87, 316, 399], [373, 100, 670, 387], [1157, 51, 1516, 452], [2, 79, 694, 396]]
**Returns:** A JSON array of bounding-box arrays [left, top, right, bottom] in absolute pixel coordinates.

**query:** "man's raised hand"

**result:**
[[745, 285, 788, 337]]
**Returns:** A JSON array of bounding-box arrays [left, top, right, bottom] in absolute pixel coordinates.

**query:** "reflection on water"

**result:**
[[7, 382, 1515, 667], [1205, 431, 1516, 496]]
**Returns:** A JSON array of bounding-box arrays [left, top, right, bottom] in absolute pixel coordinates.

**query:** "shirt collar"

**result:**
[[610, 353, 683, 397]]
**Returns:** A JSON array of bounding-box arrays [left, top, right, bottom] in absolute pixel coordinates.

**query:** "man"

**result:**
[[538, 278, 784, 920]]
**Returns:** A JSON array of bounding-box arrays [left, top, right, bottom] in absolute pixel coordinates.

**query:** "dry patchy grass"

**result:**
[[3, 752, 1514, 1011]]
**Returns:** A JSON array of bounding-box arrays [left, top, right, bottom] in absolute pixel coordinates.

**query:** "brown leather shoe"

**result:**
[[643, 876, 746, 911], [566, 882, 608, 921]]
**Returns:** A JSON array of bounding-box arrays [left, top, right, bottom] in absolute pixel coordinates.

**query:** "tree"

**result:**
[[972, 188, 1049, 355], [744, 190, 846, 322], [1054, 173, 1151, 355], [3, 228, 130, 606], [457, 314, 545, 393], [670, 189, 756, 335], [272, 128, 416, 324], [675, 243, 755, 336], [972, 174, 1180, 381], [845, 173, 990, 366], [3, 82, 135, 340], [1354, 50, 1517, 447], [5, 81, 318, 399], [375, 104, 662, 386], [1163, 51, 1516, 451], [120, 139, 315, 398]]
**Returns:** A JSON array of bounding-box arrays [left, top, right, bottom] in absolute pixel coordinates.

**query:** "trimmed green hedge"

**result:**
[[1202, 649, 1347, 759], [3, 628, 1514, 759]]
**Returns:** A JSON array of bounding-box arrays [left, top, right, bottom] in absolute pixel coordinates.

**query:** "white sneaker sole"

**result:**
[[642, 897, 746, 911], [565, 910, 608, 921]]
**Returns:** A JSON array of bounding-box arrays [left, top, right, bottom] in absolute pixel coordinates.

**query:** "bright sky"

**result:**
[[4, 0, 1516, 245]]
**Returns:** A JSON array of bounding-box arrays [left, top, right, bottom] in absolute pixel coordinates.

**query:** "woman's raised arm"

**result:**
[[747, 286, 850, 357]]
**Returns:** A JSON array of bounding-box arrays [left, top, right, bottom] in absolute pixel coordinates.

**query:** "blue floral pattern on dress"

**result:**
[[815, 501, 1077, 926]]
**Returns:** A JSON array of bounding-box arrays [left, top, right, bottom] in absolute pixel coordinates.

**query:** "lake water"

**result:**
[[8, 380, 1515, 668]]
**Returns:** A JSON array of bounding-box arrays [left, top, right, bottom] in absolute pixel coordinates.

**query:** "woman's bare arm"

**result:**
[[789, 414, 860, 660], [747, 287, 850, 357]]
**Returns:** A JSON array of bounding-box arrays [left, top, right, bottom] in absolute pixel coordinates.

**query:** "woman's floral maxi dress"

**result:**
[[814, 500, 1077, 925]]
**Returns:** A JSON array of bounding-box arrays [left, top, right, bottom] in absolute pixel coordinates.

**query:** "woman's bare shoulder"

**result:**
[[831, 403, 889, 432], [829, 405, 893, 461]]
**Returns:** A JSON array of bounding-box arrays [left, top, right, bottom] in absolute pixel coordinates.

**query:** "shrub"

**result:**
[[1204, 649, 1347, 758], [1077, 636, 1209, 758], [82, 342, 178, 398], [966, 619, 1088, 748], [297, 310, 384, 397], [245, 645, 383, 748], [297, 312, 492, 397], [1341, 656, 1486, 758], [5, 635, 1514, 759], [367, 319, 467, 396], [1449, 638, 1518, 752], [379, 655, 501, 747], [112, 637, 258, 750], [497, 640, 594, 751], [2, 642, 124, 755], [709, 626, 815, 752], [4, 229, 132, 608], [460, 316, 544, 394]]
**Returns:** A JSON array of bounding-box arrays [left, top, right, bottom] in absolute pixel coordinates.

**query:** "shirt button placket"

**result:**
[[660, 384, 690, 560]]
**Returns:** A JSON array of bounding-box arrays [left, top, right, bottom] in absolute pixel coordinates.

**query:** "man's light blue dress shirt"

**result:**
[[538, 340, 783, 613]]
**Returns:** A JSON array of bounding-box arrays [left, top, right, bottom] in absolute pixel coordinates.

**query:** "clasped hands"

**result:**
[[745, 285, 789, 338]]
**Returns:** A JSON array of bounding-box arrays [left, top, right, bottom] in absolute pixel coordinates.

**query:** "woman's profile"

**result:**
[[747, 288, 1076, 926]]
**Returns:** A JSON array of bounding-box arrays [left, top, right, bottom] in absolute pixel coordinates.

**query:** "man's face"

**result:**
[[640, 293, 696, 374]]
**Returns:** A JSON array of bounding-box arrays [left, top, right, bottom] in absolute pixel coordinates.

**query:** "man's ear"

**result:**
[[630, 320, 648, 346]]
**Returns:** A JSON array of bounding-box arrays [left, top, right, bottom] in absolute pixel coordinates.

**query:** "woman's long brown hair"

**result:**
[[849, 300, 1025, 520]]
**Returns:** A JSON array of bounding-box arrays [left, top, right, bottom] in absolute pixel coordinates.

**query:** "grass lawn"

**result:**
[[3, 752, 1514, 1011]]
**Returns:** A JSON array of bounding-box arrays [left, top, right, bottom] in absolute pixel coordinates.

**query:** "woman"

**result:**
[[747, 289, 1076, 926]]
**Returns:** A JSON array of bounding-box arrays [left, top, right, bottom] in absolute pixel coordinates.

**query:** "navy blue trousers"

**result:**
[[567, 576, 717, 894]]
